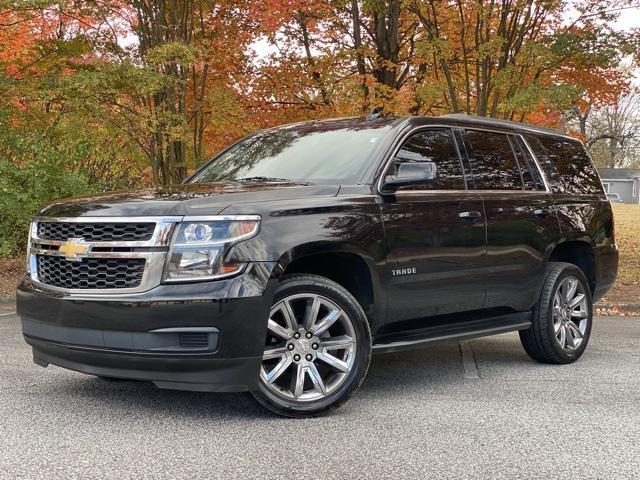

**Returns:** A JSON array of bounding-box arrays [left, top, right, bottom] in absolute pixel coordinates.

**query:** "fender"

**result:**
[[272, 241, 388, 335]]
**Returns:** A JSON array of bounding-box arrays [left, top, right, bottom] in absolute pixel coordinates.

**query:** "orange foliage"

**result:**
[[1, 0, 637, 174]]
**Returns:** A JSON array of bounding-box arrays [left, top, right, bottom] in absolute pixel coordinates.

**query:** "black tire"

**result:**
[[251, 274, 372, 418], [519, 262, 593, 364]]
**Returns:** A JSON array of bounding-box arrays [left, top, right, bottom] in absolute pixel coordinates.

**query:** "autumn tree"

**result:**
[[2, 0, 639, 187], [586, 91, 640, 168], [1, 0, 639, 256]]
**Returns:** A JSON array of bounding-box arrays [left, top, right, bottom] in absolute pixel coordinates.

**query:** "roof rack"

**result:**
[[366, 107, 384, 121], [442, 113, 567, 136]]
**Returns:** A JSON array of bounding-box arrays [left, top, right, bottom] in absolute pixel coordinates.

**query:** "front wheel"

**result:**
[[520, 262, 593, 364], [252, 274, 372, 417]]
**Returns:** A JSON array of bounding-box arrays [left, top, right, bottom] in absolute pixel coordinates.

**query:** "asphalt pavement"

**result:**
[[1, 306, 638, 479]]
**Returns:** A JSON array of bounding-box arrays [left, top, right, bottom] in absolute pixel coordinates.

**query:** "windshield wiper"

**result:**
[[235, 176, 292, 183]]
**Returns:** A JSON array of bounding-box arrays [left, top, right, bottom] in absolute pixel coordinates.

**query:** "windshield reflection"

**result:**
[[190, 119, 396, 184]]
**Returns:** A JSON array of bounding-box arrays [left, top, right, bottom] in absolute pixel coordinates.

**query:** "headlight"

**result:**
[[26, 220, 37, 274], [163, 216, 260, 282]]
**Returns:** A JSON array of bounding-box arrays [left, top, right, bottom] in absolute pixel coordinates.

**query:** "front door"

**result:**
[[380, 127, 487, 326]]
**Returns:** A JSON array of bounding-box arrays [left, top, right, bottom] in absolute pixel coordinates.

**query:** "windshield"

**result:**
[[189, 121, 393, 184]]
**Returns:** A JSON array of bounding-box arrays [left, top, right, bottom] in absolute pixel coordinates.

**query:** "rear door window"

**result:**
[[524, 134, 603, 195], [462, 130, 524, 190], [509, 135, 545, 191]]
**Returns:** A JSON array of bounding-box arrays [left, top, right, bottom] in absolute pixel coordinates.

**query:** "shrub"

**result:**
[[0, 160, 97, 257]]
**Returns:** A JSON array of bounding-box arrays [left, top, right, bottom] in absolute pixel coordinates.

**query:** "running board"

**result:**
[[372, 312, 532, 354]]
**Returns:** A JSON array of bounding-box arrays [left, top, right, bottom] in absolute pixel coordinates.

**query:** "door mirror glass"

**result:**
[[384, 161, 437, 188]]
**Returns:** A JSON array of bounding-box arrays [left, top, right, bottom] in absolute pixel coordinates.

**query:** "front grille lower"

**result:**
[[178, 333, 210, 349], [37, 222, 155, 242], [36, 255, 146, 289]]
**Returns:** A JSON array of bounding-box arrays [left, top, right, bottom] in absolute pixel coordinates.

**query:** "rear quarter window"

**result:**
[[524, 134, 603, 195]]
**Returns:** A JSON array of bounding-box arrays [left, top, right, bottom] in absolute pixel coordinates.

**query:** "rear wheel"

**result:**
[[520, 262, 593, 364], [252, 274, 371, 417]]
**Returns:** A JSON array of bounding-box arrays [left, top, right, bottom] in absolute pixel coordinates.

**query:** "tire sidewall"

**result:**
[[543, 265, 593, 361], [254, 275, 372, 416]]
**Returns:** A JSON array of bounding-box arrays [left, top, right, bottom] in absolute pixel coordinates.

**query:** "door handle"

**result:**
[[459, 211, 482, 220], [533, 208, 553, 217]]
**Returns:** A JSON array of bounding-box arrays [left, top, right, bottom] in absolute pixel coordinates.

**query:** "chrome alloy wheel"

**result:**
[[552, 276, 589, 351], [260, 293, 357, 402]]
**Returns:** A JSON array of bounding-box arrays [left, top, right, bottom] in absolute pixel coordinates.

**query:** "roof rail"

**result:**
[[441, 113, 567, 136], [366, 107, 384, 121]]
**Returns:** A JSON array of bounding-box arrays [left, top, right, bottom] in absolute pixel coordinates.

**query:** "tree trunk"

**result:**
[[298, 12, 330, 106], [371, 1, 402, 91], [351, 0, 369, 113], [131, 0, 191, 185]]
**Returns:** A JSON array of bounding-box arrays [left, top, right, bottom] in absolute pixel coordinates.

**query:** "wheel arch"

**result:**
[[271, 242, 385, 332], [547, 240, 596, 294]]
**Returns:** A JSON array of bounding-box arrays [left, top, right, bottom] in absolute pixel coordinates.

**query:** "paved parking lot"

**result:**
[[1, 305, 639, 479]]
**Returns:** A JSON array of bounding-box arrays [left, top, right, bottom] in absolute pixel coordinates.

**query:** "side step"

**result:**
[[372, 312, 532, 354]]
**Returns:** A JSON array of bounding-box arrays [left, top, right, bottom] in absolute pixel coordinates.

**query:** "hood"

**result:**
[[38, 182, 341, 217]]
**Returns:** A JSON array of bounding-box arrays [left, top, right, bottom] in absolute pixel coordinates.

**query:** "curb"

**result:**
[[595, 303, 640, 310]]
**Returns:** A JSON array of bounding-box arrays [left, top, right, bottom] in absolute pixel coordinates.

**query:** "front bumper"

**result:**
[[17, 262, 277, 392]]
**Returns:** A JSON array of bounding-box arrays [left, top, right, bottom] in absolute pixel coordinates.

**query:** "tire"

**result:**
[[519, 262, 593, 364], [252, 274, 372, 418]]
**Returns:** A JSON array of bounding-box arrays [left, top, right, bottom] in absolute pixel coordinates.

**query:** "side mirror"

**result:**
[[383, 161, 437, 189]]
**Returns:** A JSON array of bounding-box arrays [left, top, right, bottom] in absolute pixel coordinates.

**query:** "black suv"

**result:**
[[17, 114, 618, 417]]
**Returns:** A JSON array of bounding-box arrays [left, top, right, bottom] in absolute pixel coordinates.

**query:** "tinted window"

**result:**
[[190, 121, 392, 183], [509, 135, 545, 190], [523, 134, 562, 188], [524, 134, 602, 195], [391, 129, 464, 190], [463, 130, 523, 190]]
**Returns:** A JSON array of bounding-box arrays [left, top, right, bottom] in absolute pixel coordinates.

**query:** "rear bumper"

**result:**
[[17, 262, 277, 392]]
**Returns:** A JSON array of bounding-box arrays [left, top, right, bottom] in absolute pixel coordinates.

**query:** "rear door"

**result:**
[[380, 127, 486, 324], [459, 128, 560, 312], [523, 134, 615, 293]]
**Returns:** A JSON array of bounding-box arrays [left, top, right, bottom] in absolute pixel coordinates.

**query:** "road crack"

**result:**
[[458, 340, 480, 379]]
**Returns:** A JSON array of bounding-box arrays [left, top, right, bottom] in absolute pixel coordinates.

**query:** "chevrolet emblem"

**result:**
[[59, 238, 89, 261]]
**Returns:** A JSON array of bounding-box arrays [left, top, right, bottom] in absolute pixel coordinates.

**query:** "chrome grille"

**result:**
[[37, 255, 146, 289], [29, 216, 180, 294], [37, 222, 155, 242]]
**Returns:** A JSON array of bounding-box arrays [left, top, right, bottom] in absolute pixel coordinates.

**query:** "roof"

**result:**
[[271, 113, 573, 139], [597, 168, 640, 180]]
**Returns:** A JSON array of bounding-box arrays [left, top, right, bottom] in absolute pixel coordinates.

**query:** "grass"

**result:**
[[599, 204, 640, 307], [613, 204, 640, 284]]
